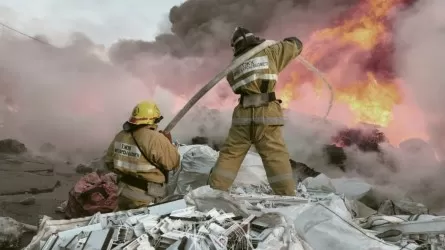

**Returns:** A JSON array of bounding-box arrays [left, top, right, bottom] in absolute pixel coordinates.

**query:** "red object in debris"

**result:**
[[332, 127, 388, 152], [65, 172, 118, 219]]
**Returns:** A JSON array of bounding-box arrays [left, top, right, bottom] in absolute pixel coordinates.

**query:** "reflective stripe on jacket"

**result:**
[[227, 40, 303, 126], [104, 126, 180, 184]]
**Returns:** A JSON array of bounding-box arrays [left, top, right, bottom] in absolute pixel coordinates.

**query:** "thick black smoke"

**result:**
[[107, 0, 359, 101], [110, 0, 359, 60]]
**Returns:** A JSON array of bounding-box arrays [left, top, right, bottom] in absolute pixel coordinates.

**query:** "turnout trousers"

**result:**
[[208, 124, 296, 196], [115, 182, 166, 211]]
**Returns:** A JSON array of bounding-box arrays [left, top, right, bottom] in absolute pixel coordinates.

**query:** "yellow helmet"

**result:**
[[128, 101, 163, 125]]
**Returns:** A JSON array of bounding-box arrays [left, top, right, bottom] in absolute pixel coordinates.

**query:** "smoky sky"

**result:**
[[109, 0, 360, 62], [0, 0, 421, 153], [105, 0, 363, 100], [106, 0, 423, 97]]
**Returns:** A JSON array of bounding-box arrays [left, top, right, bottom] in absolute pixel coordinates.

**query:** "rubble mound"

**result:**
[[399, 138, 437, 160], [323, 144, 347, 170], [0, 217, 22, 249], [75, 164, 94, 174], [0, 139, 27, 154], [89, 157, 106, 170], [189, 136, 223, 150], [21, 143, 440, 250], [27, 182, 433, 250], [191, 136, 209, 145], [39, 142, 56, 153], [324, 126, 396, 174], [0, 217, 36, 249], [290, 159, 320, 182]]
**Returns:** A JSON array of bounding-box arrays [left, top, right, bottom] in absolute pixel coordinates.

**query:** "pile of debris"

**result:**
[[23, 177, 445, 250], [5, 143, 444, 250], [0, 217, 37, 249], [0, 139, 27, 155]]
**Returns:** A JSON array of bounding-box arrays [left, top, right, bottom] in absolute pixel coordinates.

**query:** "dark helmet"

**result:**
[[230, 27, 264, 55]]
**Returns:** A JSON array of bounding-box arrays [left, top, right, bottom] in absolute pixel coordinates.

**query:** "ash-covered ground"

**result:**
[[0, 139, 95, 248]]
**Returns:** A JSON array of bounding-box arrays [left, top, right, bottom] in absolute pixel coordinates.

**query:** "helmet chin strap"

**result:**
[[154, 116, 164, 124], [231, 26, 248, 52]]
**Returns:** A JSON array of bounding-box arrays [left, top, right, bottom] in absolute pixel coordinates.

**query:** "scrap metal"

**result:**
[[34, 182, 445, 250]]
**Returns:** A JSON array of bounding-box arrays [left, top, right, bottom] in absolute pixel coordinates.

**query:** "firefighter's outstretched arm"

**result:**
[[270, 37, 304, 72]]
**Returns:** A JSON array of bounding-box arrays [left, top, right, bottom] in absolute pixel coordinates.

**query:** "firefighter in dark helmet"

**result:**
[[208, 27, 303, 196]]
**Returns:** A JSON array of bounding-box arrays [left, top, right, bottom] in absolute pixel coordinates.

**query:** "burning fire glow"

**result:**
[[277, 0, 428, 145], [335, 72, 402, 127]]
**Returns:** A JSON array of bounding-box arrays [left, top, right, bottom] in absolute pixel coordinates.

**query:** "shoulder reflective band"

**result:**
[[114, 141, 141, 159], [164, 40, 279, 133], [232, 56, 270, 80], [232, 74, 277, 92]]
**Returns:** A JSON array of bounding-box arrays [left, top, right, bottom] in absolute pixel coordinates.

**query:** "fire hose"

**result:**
[[296, 56, 334, 119], [163, 40, 334, 133]]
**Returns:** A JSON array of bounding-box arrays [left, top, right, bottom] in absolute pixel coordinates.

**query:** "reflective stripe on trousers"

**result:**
[[114, 159, 157, 172], [232, 116, 285, 125], [232, 73, 277, 92], [268, 173, 294, 184], [212, 168, 294, 184], [118, 183, 153, 203]]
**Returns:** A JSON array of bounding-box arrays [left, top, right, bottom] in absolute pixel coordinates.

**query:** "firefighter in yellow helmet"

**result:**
[[104, 101, 180, 210], [208, 27, 303, 196]]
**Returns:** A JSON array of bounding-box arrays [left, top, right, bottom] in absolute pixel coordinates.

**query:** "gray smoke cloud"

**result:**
[[0, 33, 146, 155], [391, 0, 445, 210], [395, 0, 445, 159]]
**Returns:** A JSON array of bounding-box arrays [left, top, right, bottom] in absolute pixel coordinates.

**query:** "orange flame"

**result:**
[[280, 72, 301, 108], [313, 0, 398, 50], [277, 0, 426, 145], [335, 72, 402, 127]]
